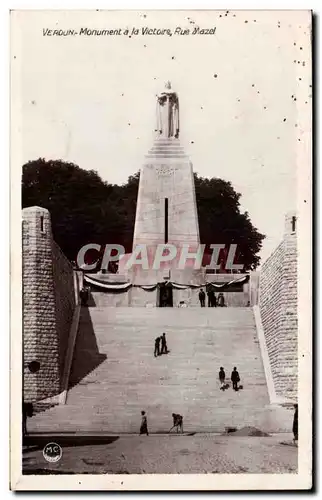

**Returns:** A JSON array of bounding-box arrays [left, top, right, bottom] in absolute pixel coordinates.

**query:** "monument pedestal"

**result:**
[[133, 137, 200, 251], [117, 134, 203, 306]]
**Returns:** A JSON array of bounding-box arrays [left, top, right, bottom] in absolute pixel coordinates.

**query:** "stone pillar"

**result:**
[[22, 206, 60, 402], [258, 212, 298, 401], [281, 212, 298, 394]]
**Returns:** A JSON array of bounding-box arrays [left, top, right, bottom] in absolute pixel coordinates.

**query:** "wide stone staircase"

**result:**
[[28, 307, 293, 434]]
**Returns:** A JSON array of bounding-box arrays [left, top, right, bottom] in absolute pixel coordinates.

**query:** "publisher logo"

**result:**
[[43, 442, 62, 463]]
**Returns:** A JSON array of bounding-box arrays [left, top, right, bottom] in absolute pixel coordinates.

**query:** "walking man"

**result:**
[[161, 333, 168, 354], [139, 410, 149, 436], [199, 288, 206, 307], [154, 336, 161, 357], [169, 413, 183, 434], [231, 366, 240, 391], [219, 366, 226, 389]]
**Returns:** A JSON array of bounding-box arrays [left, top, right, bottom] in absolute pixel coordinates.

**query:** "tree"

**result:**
[[193, 174, 265, 270], [22, 159, 265, 270], [22, 159, 126, 263]]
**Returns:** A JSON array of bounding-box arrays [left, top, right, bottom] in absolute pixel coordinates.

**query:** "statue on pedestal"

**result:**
[[156, 81, 180, 139]]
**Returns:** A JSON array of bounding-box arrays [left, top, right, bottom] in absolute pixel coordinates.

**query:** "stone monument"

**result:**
[[86, 83, 253, 307], [124, 82, 203, 305]]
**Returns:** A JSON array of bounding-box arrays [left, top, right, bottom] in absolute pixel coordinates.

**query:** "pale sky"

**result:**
[[14, 9, 311, 263]]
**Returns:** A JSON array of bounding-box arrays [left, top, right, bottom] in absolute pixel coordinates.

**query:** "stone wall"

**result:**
[[259, 213, 298, 401], [22, 206, 76, 402], [52, 240, 76, 379]]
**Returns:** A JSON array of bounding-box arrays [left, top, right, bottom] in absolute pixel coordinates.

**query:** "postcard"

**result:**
[[10, 9, 312, 490]]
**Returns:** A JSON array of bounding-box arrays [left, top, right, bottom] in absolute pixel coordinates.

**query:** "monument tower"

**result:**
[[129, 82, 203, 300]]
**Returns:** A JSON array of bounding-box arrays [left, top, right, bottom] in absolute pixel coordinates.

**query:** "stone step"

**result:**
[[145, 154, 188, 159], [26, 307, 288, 433], [151, 145, 183, 149], [146, 149, 186, 152], [147, 153, 187, 157], [148, 147, 186, 150]]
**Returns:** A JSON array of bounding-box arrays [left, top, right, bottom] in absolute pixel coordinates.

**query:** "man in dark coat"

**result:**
[[218, 292, 225, 307], [161, 333, 168, 354], [293, 404, 298, 443], [154, 337, 161, 357], [23, 401, 33, 436], [219, 367, 226, 389], [80, 286, 89, 306], [139, 410, 149, 436], [199, 289, 206, 307], [207, 288, 212, 307], [231, 367, 240, 391], [169, 413, 183, 433]]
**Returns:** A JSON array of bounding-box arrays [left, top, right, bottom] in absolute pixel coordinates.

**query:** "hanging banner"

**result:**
[[171, 283, 189, 290], [139, 284, 159, 291], [84, 274, 249, 292], [84, 275, 132, 290], [84, 275, 159, 292], [172, 275, 249, 290], [206, 275, 249, 288]]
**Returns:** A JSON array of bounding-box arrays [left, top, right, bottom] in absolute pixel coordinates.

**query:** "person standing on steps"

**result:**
[[231, 366, 240, 391], [218, 292, 225, 307], [161, 333, 168, 354], [199, 288, 206, 307], [154, 336, 161, 357], [22, 401, 33, 437], [207, 288, 212, 307], [219, 367, 226, 389], [293, 404, 298, 443], [79, 286, 89, 306], [140, 411, 149, 436], [169, 413, 183, 434]]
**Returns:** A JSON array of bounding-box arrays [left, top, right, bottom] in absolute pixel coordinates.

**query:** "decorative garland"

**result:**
[[84, 274, 249, 292]]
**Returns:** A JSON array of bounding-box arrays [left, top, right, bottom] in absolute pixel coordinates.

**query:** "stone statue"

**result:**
[[156, 81, 180, 139]]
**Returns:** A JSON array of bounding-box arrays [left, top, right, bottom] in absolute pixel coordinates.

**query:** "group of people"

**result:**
[[198, 289, 225, 308], [140, 411, 183, 436], [154, 333, 168, 357], [219, 366, 241, 391], [140, 405, 298, 442]]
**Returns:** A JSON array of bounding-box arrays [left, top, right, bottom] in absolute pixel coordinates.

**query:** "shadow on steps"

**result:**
[[23, 434, 119, 451], [68, 307, 107, 389]]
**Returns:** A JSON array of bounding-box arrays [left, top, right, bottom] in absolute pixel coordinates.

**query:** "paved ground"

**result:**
[[23, 433, 297, 474]]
